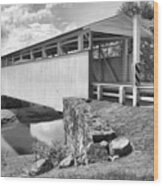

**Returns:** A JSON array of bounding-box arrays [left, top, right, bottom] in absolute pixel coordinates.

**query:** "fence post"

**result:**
[[133, 86, 140, 106], [119, 86, 125, 104], [97, 85, 103, 100]]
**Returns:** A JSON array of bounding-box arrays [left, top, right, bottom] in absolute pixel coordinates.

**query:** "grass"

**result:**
[[1, 100, 154, 180], [38, 101, 154, 180], [1, 154, 35, 177], [39, 152, 153, 180]]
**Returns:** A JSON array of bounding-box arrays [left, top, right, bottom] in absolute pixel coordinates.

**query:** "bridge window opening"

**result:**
[[33, 51, 42, 60], [13, 56, 20, 63], [22, 53, 31, 61], [92, 40, 123, 60], [62, 41, 78, 54], [46, 47, 57, 58], [60, 35, 78, 54]]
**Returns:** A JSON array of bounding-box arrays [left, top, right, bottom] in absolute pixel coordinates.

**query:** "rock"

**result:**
[[1, 109, 17, 124], [1, 110, 18, 131], [91, 116, 117, 143], [92, 130, 117, 143], [29, 158, 53, 176], [100, 140, 108, 147], [108, 136, 133, 161], [21, 168, 30, 177], [87, 143, 109, 163], [59, 155, 74, 168]]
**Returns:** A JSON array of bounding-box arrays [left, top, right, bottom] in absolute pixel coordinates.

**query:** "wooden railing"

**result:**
[[92, 82, 154, 106]]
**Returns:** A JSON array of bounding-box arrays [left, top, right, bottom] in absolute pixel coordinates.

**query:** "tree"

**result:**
[[118, 1, 154, 82], [118, 1, 154, 20]]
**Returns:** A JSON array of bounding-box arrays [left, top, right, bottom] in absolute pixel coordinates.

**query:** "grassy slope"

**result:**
[[1, 155, 35, 177], [1, 101, 154, 180], [40, 101, 154, 180]]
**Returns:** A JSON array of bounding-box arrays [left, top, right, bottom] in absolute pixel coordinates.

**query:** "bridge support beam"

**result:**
[[57, 42, 63, 56], [122, 38, 128, 82], [132, 12, 141, 107], [78, 33, 84, 51], [42, 47, 47, 58]]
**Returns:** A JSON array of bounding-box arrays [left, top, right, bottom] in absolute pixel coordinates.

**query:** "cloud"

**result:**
[[1, 4, 54, 27], [1, 4, 63, 55], [1, 23, 61, 55], [1, 4, 79, 55], [1, 2, 122, 55]]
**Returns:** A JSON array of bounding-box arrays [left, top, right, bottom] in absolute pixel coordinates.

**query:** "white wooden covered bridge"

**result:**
[[1, 14, 153, 111]]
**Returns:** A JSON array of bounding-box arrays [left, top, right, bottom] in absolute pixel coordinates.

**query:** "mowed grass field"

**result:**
[[1, 101, 154, 180]]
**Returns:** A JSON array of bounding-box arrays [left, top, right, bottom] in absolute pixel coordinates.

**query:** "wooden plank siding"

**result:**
[[1, 51, 90, 111]]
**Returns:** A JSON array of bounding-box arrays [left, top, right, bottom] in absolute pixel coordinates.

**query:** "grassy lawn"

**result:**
[[39, 151, 153, 180], [1, 100, 154, 180]]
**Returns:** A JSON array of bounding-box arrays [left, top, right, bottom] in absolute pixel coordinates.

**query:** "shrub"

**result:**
[[32, 140, 69, 167]]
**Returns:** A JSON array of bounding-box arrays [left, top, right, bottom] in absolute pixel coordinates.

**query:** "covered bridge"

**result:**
[[1, 14, 153, 111]]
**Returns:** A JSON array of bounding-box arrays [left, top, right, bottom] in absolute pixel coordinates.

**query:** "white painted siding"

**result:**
[[1, 51, 89, 111]]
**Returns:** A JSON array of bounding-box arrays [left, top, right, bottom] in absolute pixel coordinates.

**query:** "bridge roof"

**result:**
[[2, 13, 152, 57], [85, 13, 152, 38]]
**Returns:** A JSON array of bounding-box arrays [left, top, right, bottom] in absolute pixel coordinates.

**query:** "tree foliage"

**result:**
[[118, 1, 154, 82], [118, 1, 154, 19]]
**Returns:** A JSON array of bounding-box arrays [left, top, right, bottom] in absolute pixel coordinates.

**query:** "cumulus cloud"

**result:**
[[1, 4, 66, 55], [1, 2, 122, 55], [1, 24, 61, 55]]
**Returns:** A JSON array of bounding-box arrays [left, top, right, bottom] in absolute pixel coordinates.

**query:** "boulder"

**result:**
[[29, 158, 53, 176], [92, 130, 117, 143], [59, 155, 74, 168], [108, 136, 133, 161], [1, 109, 17, 124]]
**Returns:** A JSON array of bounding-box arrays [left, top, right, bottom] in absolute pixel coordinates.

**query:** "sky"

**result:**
[[1, 1, 123, 55]]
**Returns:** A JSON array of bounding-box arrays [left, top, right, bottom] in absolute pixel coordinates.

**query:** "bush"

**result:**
[[32, 140, 69, 167]]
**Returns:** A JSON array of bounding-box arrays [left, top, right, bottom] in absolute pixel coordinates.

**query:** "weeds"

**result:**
[[1, 151, 9, 168], [32, 140, 69, 167]]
